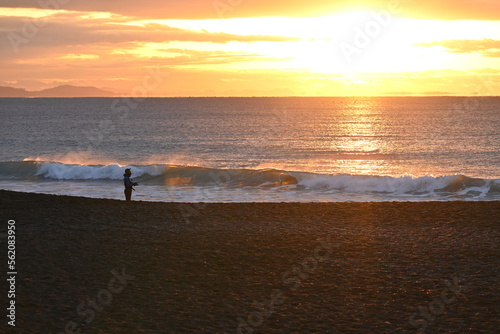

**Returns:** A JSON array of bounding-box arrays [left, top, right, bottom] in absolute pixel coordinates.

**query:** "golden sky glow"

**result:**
[[0, 1, 499, 96]]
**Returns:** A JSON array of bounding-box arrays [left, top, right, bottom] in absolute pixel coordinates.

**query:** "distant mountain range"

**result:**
[[0, 85, 116, 97]]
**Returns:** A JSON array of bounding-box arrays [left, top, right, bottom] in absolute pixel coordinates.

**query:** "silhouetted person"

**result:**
[[123, 168, 138, 201]]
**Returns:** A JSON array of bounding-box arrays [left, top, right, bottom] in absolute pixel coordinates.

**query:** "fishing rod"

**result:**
[[133, 174, 163, 183], [123, 165, 171, 184]]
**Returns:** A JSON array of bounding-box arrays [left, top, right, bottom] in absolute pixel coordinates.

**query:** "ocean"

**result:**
[[1, 97, 499, 202]]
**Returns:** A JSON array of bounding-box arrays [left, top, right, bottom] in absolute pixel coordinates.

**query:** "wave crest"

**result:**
[[0, 161, 498, 199]]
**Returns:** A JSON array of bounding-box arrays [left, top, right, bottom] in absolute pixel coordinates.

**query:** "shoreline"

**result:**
[[1, 185, 499, 203], [1, 189, 499, 333], [2, 187, 500, 206]]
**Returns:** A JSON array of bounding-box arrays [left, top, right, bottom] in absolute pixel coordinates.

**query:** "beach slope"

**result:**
[[0, 190, 498, 333]]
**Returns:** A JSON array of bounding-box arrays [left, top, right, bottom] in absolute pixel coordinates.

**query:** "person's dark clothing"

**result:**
[[124, 175, 134, 187], [124, 175, 135, 201]]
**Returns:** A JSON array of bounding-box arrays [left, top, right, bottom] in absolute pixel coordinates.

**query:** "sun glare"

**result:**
[[136, 12, 500, 76]]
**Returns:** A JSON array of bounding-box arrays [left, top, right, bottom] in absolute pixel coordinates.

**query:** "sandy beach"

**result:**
[[1, 190, 499, 333]]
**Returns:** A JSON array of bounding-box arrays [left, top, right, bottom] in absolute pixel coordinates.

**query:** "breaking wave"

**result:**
[[0, 161, 499, 199]]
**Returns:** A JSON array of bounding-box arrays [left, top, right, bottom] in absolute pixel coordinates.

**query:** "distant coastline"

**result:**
[[1, 85, 498, 98], [0, 85, 115, 98]]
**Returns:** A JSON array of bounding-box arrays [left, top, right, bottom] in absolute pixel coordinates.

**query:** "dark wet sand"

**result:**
[[0, 190, 499, 334]]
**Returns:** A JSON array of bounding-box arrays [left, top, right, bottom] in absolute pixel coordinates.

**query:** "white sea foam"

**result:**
[[34, 162, 164, 180], [0, 161, 499, 201]]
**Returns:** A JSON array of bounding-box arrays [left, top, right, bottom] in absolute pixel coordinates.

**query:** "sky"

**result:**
[[1, 0, 499, 96]]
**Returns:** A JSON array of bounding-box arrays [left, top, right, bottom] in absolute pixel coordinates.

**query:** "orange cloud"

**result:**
[[415, 39, 500, 57], [0, 13, 297, 52], [1, 2, 499, 96], [2, 0, 500, 20]]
